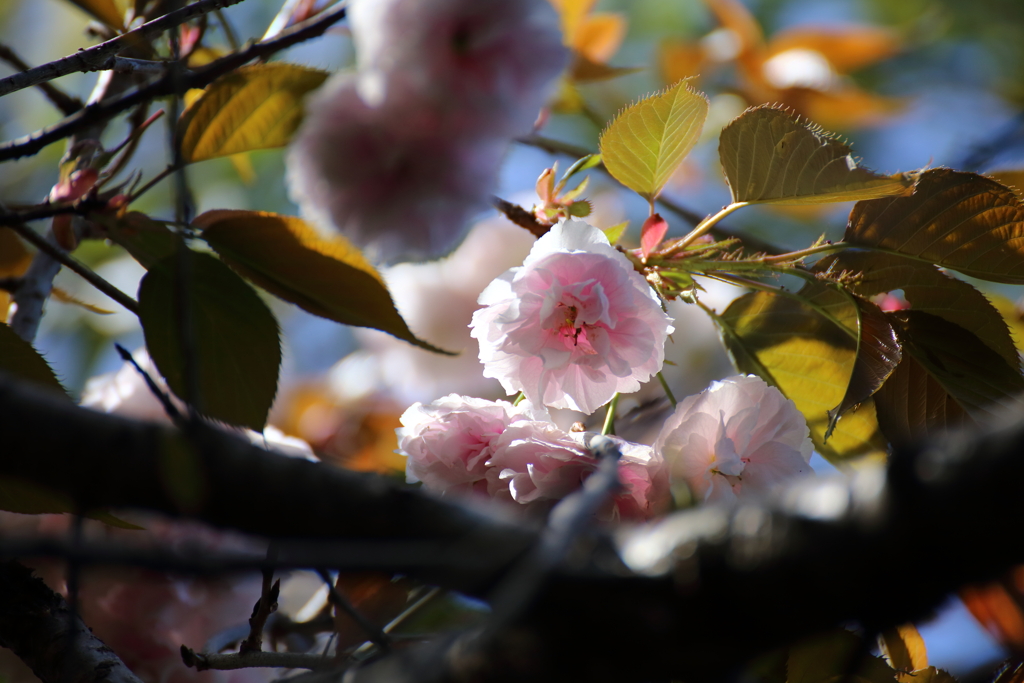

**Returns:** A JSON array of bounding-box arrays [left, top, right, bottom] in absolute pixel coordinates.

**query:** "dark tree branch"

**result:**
[[181, 647, 336, 672], [0, 560, 144, 683], [0, 0, 246, 100], [7, 373, 1024, 682], [0, 43, 83, 114], [0, 2, 347, 162]]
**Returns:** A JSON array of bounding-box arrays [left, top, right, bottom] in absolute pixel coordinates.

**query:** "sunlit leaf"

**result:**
[[825, 299, 900, 439], [0, 322, 69, 399], [879, 624, 928, 679], [599, 80, 709, 202], [64, 0, 123, 28], [178, 63, 328, 163], [718, 283, 888, 463], [138, 252, 281, 430], [603, 220, 628, 245], [793, 85, 904, 131], [987, 293, 1024, 355], [845, 169, 1024, 284], [987, 169, 1024, 199], [548, 0, 595, 45], [94, 211, 179, 270], [874, 311, 1024, 445], [574, 13, 627, 63], [817, 250, 1020, 369], [658, 40, 706, 85], [718, 105, 911, 205], [767, 26, 901, 74], [195, 210, 453, 354], [961, 579, 1024, 652], [788, 629, 898, 683], [0, 227, 32, 317]]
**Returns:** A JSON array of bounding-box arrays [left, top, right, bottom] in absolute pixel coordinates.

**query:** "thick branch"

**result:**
[[0, 3, 347, 161], [0, 0, 245, 100], [0, 44, 83, 114], [0, 560, 144, 683]]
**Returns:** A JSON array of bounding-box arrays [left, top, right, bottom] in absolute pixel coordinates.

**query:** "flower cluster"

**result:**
[[397, 395, 669, 520], [287, 0, 568, 263]]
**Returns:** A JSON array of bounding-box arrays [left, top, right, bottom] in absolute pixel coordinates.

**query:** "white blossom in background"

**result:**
[[287, 0, 567, 263], [471, 218, 674, 414], [655, 375, 814, 503]]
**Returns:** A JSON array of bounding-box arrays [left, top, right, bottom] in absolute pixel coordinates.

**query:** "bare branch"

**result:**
[[0, 2, 348, 162], [181, 646, 337, 672], [0, 560, 145, 683], [0, 0, 246, 100], [0, 43, 83, 114]]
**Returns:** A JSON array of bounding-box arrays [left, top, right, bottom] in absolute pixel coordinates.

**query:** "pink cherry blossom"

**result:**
[[654, 375, 814, 503], [470, 218, 674, 414], [396, 394, 545, 496], [487, 424, 670, 521]]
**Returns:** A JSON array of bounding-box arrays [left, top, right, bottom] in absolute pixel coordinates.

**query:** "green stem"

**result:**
[[601, 393, 620, 436], [757, 241, 850, 264], [657, 372, 677, 408], [513, 392, 526, 406], [677, 202, 748, 249]]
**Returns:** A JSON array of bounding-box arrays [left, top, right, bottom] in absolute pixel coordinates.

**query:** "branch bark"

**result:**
[[0, 560, 144, 683]]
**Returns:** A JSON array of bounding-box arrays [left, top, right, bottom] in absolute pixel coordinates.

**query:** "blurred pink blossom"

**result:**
[[470, 218, 674, 414], [654, 375, 814, 503], [288, 0, 567, 263], [397, 394, 545, 495], [488, 424, 669, 521]]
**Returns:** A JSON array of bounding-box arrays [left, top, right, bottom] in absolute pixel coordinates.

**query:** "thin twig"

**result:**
[[5, 221, 139, 315], [0, 44, 82, 115], [181, 647, 338, 672], [491, 195, 548, 237], [0, 2, 348, 162], [115, 344, 182, 421], [316, 569, 392, 651], [0, 0, 246, 100], [240, 549, 280, 654]]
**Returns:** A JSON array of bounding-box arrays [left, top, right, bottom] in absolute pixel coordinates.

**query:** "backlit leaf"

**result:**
[[844, 169, 1024, 284], [0, 323, 69, 399], [718, 283, 888, 463], [874, 311, 1024, 446], [603, 220, 628, 245], [879, 624, 928, 677], [94, 211, 179, 270], [599, 80, 709, 202], [574, 13, 627, 63], [196, 210, 452, 354], [718, 105, 910, 204], [640, 213, 669, 260], [825, 299, 900, 439], [0, 227, 32, 317], [987, 293, 1024, 354], [788, 629, 898, 683], [138, 252, 281, 430], [178, 64, 328, 163], [64, 0, 123, 28], [817, 250, 1019, 369], [767, 26, 901, 74], [987, 169, 1024, 199]]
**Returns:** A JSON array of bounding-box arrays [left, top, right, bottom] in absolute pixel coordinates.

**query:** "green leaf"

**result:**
[[138, 251, 282, 430], [875, 311, 1024, 445], [94, 211, 179, 269], [718, 283, 888, 463], [845, 169, 1024, 284], [817, 250, 1020, 369], [788, 630, 897, 683], [178, 64, 329, 163], [879, 624, 929, 676], [719, 105, 911, 205], [602, 220, 629, 245], [64, 0, 123, 28], [195, 210, 453, 354], [826, 299, 901, 439], [599, 79, 708, 202], [0, 323, 69, 399]]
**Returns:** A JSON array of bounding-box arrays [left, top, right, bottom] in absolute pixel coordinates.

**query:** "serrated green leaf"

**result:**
[[599, 79, 708, 202], [138, 251, 282, 430], [826, 299, 901, 439], [718, 283, 888, 463], [178, 64, 328, 163], [195, 210, 453, 355], [93, 211, 179, 270], [818, 250, 1020, 369], [719, 105, 910, 205], [602, 221, 628, 245], [845, 169, 1024, 284], [64, 0, 123, 28], [874, 311, 1024, 445], [0, 323, 70, 399]]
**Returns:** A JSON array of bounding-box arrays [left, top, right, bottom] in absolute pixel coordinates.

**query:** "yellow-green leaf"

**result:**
[[718, 283, 888, 463], [196, 210, 453, 355], [879, 624, 929, 677], [0, 323, 69, 399], [138, 252, 282, 430], [844, 169, 1024, 284], [599, 79, 708, 202], [719, 105, 911, 205], [64, 0, 123, 28], [178, 64, 328, 163]]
